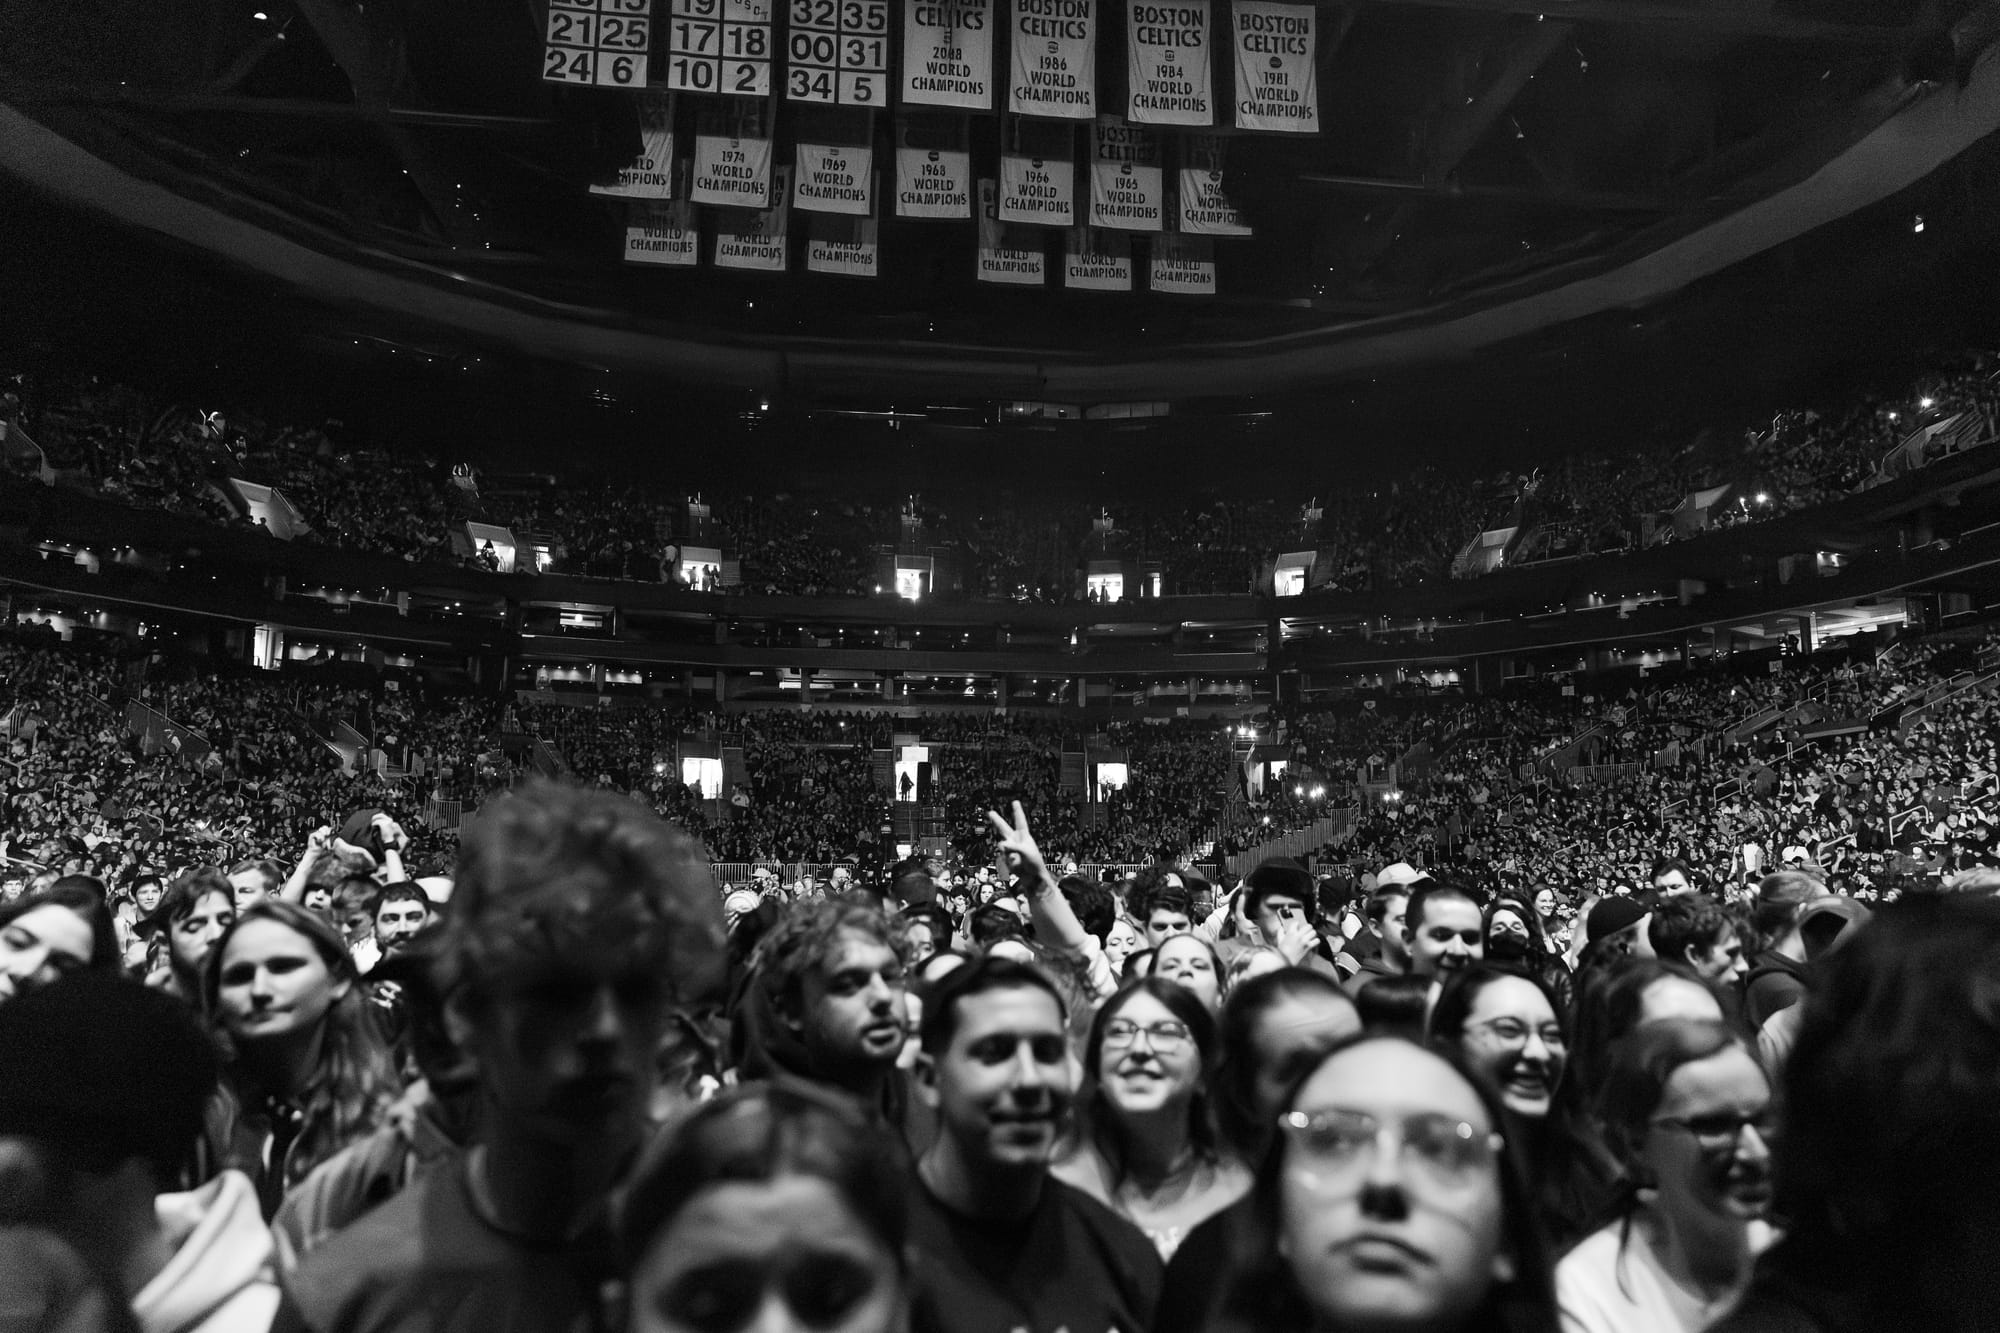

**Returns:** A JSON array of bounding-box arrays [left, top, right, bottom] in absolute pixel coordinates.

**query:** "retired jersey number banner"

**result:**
[[978, 178, 1047, 284], [692, 132, 775, 207], [1126, 0, 1211, 125], [998, 152, 1075, 226], [1178, 132, 1252, 234], [1089, 117, 1162, 230], [1231, 0, 1316, 132], [544, 0, 652, 87], [794, 142, 875, 214], [902, 0, 996, 110], [895, 133, 973, 217], [592, 91, 676, 198], [1009, 0, 1096, 118], [715, 166, 792, 270], [666, 0, 773, 96], [786, 0, 891, 104], [623, 200, 701, 265]]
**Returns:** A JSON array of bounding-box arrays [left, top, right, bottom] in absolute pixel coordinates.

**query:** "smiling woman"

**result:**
[[1054, 978, 1250, 1260], [1556, 1020, 1775, 1333], [202, 900, 401, 1218]]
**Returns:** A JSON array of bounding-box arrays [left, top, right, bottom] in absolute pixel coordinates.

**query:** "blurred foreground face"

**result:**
[[1642, 1046, 1774, 1234], [1278, 1041, 1511, 1333], [215, 917, 345, 1042], [630, 1175, 906, 1333], [0, 904, 93, 1004]]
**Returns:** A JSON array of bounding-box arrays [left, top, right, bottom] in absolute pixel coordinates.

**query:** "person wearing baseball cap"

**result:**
[[0, 970, 280, 1332]]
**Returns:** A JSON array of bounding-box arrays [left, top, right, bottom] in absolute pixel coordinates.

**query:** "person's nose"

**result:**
[[863, 973, 895, 1012], [1736, 1120, 1773, 1168], [745, 1291, 801, 1333], [247, 966, 276, 1006], [578, 985, 628, 1046], [1519, 1027, 1551, 1065]]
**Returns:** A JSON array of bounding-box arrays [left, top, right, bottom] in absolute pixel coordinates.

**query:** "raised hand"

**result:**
[[985, 800, 1050, 886]]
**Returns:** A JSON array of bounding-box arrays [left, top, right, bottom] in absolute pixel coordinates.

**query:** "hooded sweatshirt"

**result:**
[[133, 1170, 282, 1333]]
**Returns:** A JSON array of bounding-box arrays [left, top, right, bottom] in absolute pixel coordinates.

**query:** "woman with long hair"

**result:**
[[1557, 1019, 1775, 1333], [202, 900, 402, 1218], [619, 1081, 911, 1333], [0, 880, 120, 1005], [1054, 978, 1249, 1259], [1431, 963, 1610, 1250], [1216, 1033, 1561, 1333]]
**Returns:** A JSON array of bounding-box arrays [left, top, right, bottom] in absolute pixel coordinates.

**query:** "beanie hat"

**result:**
[[0, 971, 219, 1176], [1587, 895, 1649, 943], [1245, 858, 1315, 916]]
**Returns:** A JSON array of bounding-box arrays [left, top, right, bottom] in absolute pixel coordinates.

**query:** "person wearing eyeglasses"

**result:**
[[1214, 1032, 1561, 1333], [1431, 963, 1609, 1251], [1053, 978, 1250, 1260], [1557, 1019, 1775, 1333]]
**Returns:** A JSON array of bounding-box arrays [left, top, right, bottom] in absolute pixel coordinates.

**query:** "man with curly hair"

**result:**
[[740, 896, 927, 1149], [285, 781, 726, 1333]]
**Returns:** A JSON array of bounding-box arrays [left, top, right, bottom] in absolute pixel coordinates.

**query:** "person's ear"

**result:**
[[913, 1049, 941, 1108]]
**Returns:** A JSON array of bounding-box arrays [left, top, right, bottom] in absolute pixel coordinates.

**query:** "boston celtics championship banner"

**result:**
[[1009, 0, 1096, 118], [895, 122, 974, 217], [978, 178, 1047, 284], [1089, 117, 1162, 230], [623, 199, 701, 265], [714, 166, 792, 269], [1063, 228, 1132, 290], [1126, 0, 1211, 126], [1178, 132, 1252, 234], [591, 90, 677, 198], [806, 198, 880, 276], [999, 150, 1076, 226], [691, 128, 775, 206], [1149, 229, 1215, 293], [794, 141, 875, 214], [1230, 0, 1316, 131], [901, 0, 996, 109]]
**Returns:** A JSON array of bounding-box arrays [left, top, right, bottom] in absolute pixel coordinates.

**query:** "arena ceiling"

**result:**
[[4, 0, 2000, 415]]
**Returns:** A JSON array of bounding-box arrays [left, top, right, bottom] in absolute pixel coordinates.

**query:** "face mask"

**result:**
[[1485, 934, 1531, 963]]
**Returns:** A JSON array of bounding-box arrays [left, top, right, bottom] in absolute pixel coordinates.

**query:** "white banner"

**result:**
[[999, 152, 1075, 226], [1064, 228, 1132, 290], [1009, 0, 1096, 118], [1089, 117, 1162, 231], [785, 0, 890, 104], [666, 0, 774, 95], [714, 166, 791, 269], [794, 142, 875, 214], [691, 133, 774, 207], [591, 93, 676, 198], [623, 200, 701, 265], [901, 0, 996, 109], [806, 207, 880, 277], [1178, 133, 1252, 234], [895, 139, 973, 218], [1231, 0, 1316, 132], [978, 178, 1046, 284], [1149, 230, 1215, 293], [1126, 0, 1211, 125]]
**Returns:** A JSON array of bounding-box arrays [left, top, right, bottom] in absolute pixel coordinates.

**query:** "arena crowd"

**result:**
[[8, 349, 1997, 600]]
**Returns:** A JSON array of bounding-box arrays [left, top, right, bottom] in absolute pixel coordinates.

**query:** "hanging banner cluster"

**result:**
[[1125, 0, 1211, 125], [901, 0, 997, 109], [1230, 0, 1317, 132], [1008, 0, 1097, 119]]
